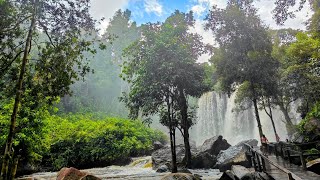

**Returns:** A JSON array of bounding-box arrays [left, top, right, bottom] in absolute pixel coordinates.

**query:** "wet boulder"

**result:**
[[235, 139, 258, 148], [199, 135, 231, 156], [191, 152, 217, 169], [219, 165, 254, 180], [57, 167, 87, 180], [156, 165, 169, 173], [307, 158, 320, 175], [154, 141, 165, 151], [56, 167, 100, 180], [219, 170, 236, 180], [231, 165, 254, 180], [152, 144, 186, 170], [216, 146, 250, 172]]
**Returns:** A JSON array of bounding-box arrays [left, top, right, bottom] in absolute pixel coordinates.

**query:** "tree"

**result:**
[[122, 11, 208, 169], [205, 0, 279, 143], [282, 32, 320, 117], [269, 0, 320, 139], [0, 0, 97, 179]]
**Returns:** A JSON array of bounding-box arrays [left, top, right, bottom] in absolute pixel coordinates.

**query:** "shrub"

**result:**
[[42, 114, 167, 170]]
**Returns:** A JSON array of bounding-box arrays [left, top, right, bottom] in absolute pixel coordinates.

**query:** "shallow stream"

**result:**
[[18, 156, 222, 180]]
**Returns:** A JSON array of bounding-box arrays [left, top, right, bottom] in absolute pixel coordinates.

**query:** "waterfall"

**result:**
[[191, 92, 300, 146]]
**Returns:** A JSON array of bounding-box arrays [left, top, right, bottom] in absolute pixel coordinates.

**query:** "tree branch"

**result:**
[[1, 15, 32, 34], [0, 51, 24, 78], [38, 20, 56, 48]]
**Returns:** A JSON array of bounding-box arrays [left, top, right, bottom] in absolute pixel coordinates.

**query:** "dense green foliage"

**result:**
[[205, 0, 279, 139], [0, 108, 167, 171], [298, 102, 320, 142], [122, 10, 209, 170], [0, 1, 99, 177], [44, 114, 166, 170]]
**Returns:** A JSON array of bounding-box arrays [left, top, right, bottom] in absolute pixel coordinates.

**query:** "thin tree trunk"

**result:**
[[178, 87, 192, 168], [9, 156, 19, 180], [1, 2, 36, 179], [250, 85, 264, 143], [253, 98, 264, 142], [167, 97, 177, 173], [264, 98, 279, 142]]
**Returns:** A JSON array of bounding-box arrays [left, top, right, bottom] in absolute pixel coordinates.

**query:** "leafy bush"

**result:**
[[0, 101, 167, 172], [42, 114, 167, 170], [297, 102, 320, 142]]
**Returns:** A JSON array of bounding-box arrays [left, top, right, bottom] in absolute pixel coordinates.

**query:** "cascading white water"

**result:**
[[191, 92, 300, 146]]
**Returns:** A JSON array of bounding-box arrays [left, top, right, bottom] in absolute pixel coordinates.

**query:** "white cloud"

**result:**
[[144, 0, 163, 16], [254, 0, 312, 30], [189, 20, 216, 63], [190, 0, 311, 30], [191, 4, 206, 16], [90, 0, 130, 32]]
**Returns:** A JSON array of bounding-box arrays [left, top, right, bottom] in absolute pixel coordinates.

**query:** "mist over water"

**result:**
[[191, 92, 301, 146]]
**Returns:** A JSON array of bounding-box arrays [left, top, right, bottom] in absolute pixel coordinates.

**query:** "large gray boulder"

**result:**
[[235, 139, 258, 148], [153, 141, 165, 151], [199, 135, 231, 156], [219, 165, 254, 180], [216, 146, 250, 172], [231, 165, 254, 180], [191, 152, 217, 169], [156, 165, 169, 173], [219, 170, 236, 180], [152, 144, 186, 170]]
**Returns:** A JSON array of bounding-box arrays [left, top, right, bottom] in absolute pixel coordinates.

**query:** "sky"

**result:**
[[89, 0, 312, 62]]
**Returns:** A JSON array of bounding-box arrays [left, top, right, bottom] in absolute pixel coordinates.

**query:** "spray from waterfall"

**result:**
[[191, 92, 300, 146]]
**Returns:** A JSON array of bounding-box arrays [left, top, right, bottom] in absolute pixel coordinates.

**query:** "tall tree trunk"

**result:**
[[253, 98, 264, 142], [169, 128, 177, 173], [250, 85, 264, 143], [278, 102, 295, 138], [1, 2, 36, 179], [167, 97, 177, 173], [178, 87, 192, 168], [264, 98, 279, 142]]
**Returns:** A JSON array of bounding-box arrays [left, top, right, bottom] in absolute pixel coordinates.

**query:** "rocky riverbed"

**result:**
[[17, 156, 222, 180], [17, 136, 260, 180]]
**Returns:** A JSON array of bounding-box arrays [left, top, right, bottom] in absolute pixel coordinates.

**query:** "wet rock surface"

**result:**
[[17, 160, 223, 180], [215, 146, 251, 171], [235, 139, 258, 148], [191, 152, 217, 169], [152, 144, 186, 170], [153, 136, 234, 169], [156, 165, 169, 173], [219, 165, 255, 180], [56, 167, 101, 180], [154, 141, 165, 151], [199, 136, 231, 156]]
